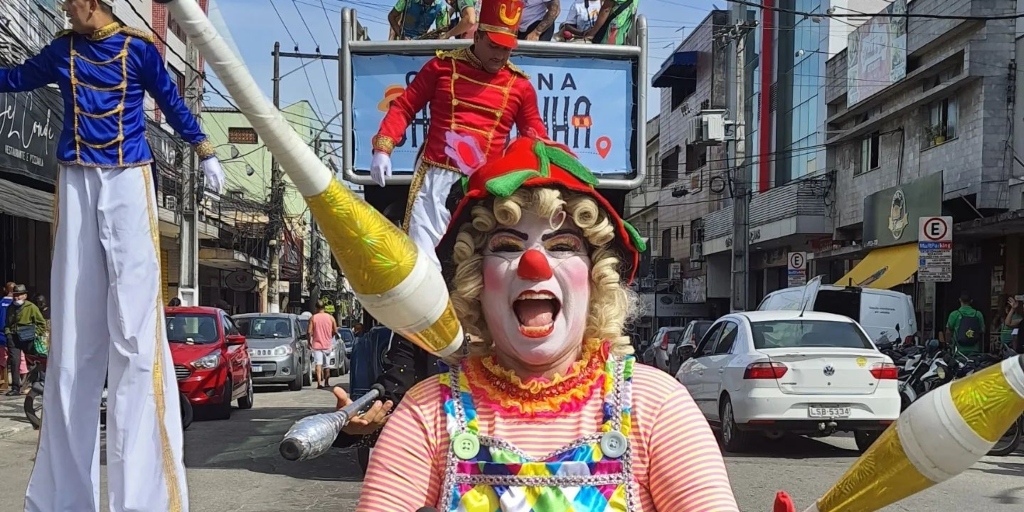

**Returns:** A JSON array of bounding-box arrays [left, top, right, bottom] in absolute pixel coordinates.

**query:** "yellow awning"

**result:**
[[834, 243, 918, 289]]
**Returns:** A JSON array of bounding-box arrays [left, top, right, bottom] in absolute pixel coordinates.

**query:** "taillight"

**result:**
[[870, 362, 899, 380], [744, 362, 787, 379], [659, 334, 669, 350]]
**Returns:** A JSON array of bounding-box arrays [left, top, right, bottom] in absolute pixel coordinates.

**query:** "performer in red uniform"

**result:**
[[370, 0, 548, 270]]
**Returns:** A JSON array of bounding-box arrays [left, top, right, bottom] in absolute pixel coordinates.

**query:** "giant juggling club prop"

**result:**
[[151, 0, 463, 361], [777, 355, 1024, 512]]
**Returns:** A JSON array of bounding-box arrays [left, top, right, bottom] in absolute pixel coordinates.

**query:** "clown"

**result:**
[[370, 0, 549, 271], [355, 137, 740, 511]]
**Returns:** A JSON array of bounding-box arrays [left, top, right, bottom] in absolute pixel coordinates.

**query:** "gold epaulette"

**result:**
[[436, 48, 529, 78], [505, 61, 528, 79], [118, 27, 155, 44], [53, 29, 74, 40], [435, 48, 464, 60]]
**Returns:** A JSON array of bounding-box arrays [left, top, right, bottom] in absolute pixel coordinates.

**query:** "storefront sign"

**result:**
[[918, 216, 952, 282], [0, 88, 62, 184], [863, 173, 942, 248], [678, 276, 707, 303], [788, 252, 808, 287], [655, 293, 708, 318]]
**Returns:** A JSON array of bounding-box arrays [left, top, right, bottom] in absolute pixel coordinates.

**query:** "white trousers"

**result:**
[[26, 165, 188, 512], [406, 165, 462, 271]]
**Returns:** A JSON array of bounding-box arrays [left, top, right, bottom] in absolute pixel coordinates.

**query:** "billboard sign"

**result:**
[[349, 53, 635, 178], [847, 0, 908, 105]]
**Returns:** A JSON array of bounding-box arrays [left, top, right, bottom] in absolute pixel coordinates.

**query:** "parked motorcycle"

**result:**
[[23, 353, 193, 431]]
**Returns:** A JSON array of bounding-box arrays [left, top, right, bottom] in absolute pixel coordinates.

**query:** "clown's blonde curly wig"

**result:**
[[451, 187, 640, 358]]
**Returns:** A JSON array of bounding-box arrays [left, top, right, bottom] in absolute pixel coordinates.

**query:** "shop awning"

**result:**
[[652, 51, 698, 88], [834, 244, 918, 289]]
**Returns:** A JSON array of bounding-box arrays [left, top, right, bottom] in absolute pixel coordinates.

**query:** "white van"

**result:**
[[757, 285, 918, 345]]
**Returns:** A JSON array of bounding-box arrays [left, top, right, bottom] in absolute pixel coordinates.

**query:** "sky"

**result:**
[[204, 0, 720, 132]]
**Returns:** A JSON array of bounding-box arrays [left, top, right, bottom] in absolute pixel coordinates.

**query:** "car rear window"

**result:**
[[665, 330, 686, 343], [166, 314, 219, 344], [750, 320, 872, 350], [694, 321, 712, 339], [235, 317, 292, 338]]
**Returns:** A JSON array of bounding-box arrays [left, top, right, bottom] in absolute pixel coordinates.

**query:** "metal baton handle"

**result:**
[[279, 383, 386, 461]]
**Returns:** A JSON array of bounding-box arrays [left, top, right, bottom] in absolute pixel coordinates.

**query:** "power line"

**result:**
[[731, 0, 1022, 20]]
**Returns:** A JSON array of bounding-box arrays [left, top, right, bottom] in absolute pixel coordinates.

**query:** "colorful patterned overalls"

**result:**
[[438, 355, 640, 512]]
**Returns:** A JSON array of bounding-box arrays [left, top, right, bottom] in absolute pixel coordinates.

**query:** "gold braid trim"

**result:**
[[194, 140, 216, 160], [117, 27, 155, 44], [436, 47, 527, 78], [372, 135, 396, 155], [53, 29, 74, 40], [56, 24, 155, 43]]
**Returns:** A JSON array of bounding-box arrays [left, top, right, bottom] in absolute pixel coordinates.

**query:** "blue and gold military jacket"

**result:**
[[0, 23, 214, 168]]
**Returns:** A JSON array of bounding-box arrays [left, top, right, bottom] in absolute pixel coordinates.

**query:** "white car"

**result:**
[[675, 311, 901, 453]]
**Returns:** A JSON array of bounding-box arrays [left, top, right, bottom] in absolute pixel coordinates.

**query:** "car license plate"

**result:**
[[808, 406, 851, 418], [251, 365, 262, 373]]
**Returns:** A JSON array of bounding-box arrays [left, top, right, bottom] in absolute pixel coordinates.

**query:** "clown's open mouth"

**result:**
[[513, 291, 561, 338]]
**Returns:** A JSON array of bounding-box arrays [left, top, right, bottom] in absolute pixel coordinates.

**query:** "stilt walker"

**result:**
[[0, 1, 224, 510], [369, 0, 549, 270]]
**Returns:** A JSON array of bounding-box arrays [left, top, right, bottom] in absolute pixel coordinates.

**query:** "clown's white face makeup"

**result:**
[[480, 209, 591, 373]]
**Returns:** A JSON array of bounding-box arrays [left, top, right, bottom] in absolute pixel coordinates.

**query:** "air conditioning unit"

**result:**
[[688, 111, 726, 146], [690, 242, 704, 262], [669, 262, 682, 280]]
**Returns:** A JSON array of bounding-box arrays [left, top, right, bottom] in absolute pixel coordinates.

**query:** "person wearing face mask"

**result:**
[[4, 285, 45, 397], [0, 0, 223, 509], [369, 0, 548, 272], [354, 137, 740, 511]]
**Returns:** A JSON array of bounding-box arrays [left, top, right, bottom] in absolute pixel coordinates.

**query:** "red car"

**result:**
[[166, 306, 254, 420]]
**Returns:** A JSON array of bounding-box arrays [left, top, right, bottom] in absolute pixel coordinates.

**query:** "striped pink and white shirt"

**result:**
[[356, 363, 740, 511]]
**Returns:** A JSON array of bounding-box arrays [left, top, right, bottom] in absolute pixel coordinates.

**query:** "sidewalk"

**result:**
[[0, 392, 33, 440]]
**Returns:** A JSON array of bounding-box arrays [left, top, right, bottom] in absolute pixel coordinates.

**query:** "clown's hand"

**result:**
[[370, 151, 392, 188], [201, 157, 226, 194], [333, 386, 394, 436], [773, 491, 797, 512]]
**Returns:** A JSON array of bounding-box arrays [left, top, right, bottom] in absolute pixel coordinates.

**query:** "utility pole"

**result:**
[[270, 47, 339, 313], [722, 17, 758, 312], [308, 137, 322, 311], [178, 31, 202, 306], [267, 41, 283, 313]]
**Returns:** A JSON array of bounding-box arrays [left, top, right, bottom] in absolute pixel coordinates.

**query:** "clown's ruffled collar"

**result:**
[[462, 338, 609, 418]]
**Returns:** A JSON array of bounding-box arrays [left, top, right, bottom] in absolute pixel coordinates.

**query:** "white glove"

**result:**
[[370, 151, 392, 188], [201, 157, 226, 194]]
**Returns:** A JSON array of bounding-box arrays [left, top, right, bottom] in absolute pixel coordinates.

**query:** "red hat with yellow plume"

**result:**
[[477, 0, 524, 49], [438, 133, 646, 283]]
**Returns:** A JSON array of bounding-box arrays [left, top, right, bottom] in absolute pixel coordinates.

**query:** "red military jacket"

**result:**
[[371, 48, 548, 173]]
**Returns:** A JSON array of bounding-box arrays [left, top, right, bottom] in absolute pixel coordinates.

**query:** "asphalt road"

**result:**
[[0, 376, 1021, 511]]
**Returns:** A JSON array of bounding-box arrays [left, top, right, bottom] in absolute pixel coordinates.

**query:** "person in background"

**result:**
[[443, 0, 478, 39], [0, 282, 14, 393], [1000, 296, 1023, 354], [167, 297, 182, 307], [941, 293, 986, 356], [389, 0, 449, 40], [309, 301, 337, 389], [4, 284, 46, 396], [585, 0, 638, 45], [518, 0, 560, 41], [558, 0, 599, 40]]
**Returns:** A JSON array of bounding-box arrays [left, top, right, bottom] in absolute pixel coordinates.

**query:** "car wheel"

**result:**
[[180, 392, 193, 430], [237, 375, 254, 410], [209, 378, 232, 420], [302, 357, 314, 386], [720, 397, 751, 453], [854, 430, 881, 453], [289, 358, 303, 391]]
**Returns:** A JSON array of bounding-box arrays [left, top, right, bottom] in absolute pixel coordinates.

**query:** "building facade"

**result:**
[[648, 10, 732, 323], [822, 0, 1017, 339]]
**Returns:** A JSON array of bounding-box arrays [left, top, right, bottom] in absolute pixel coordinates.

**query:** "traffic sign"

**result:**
[[787, 251, 808, 287], [918, 216, 952, 282]]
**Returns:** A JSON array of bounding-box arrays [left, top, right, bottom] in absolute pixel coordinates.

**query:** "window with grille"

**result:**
[[228, 127, 259, 145]]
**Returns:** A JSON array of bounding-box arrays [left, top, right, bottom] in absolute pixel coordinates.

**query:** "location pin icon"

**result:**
[[596, 136, 612, 159]]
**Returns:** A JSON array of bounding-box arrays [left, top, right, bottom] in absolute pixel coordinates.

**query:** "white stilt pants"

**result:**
[[405, 165, 462, 271], [26, 165, 188, 512]]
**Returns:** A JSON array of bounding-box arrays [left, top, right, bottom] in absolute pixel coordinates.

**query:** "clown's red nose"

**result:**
[[517, 249, 553, 281]]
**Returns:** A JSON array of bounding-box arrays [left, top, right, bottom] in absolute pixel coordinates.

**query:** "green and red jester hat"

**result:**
[[441, 135, 647, 283]]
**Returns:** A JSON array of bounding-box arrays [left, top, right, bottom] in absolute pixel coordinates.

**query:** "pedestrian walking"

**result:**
[[941, 293, 986, 356], [1001, 296, 1023, 354], [0, 0, 226, 508], [4, 285, 46, 396], [0, 282, 14, 393], [309, 302, 337, 389]]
